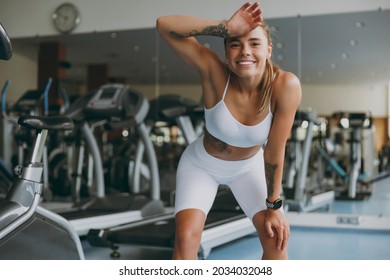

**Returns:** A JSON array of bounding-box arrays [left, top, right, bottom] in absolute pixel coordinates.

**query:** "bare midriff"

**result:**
[[203, 129, 261, 161]]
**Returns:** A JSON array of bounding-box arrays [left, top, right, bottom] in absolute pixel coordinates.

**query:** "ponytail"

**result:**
[[257, 58, 278, 113]]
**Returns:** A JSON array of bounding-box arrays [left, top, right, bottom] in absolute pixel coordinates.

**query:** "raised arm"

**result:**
[[156, 2, 263, 75]]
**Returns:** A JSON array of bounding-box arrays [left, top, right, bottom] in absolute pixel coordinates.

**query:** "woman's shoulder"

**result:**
[[274, 69, 300, 86], [272, 69, 302, 107]]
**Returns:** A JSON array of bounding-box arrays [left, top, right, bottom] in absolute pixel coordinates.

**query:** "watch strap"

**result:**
[[266, 198, 283, 209]]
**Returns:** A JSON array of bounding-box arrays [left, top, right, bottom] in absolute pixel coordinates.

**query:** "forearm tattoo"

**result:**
[[265, 162, 278, 197], [204, 128, 232, 154], [170, 23, 231, 39]]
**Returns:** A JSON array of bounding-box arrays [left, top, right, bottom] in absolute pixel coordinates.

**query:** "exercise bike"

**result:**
[[0, 22, 84, 260]]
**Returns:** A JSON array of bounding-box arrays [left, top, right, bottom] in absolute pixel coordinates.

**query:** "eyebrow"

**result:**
[[226, 37, 262, 43]]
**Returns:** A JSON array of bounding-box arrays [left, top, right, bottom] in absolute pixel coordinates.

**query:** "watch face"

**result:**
[[53, 3, 80, 33]]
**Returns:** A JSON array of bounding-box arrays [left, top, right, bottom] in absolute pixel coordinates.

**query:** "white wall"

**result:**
[[301, 83, 389, 117], [0, 43, 38, 104]]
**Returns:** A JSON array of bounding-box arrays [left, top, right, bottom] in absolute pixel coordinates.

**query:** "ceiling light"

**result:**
[[330, 63, 337, 69], [277, 54, 284, 61], [276, 42, 283, 49], [110, 32, 117, 39], [349, 40, 358, 46], [355, 22, 365, 28], [341, 53, 349, 59], [317, 70, 324, 77], [133, 45, 140, 52]]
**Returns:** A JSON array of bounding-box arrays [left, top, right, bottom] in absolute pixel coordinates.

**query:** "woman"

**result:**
[[156, 2, 301, 260]]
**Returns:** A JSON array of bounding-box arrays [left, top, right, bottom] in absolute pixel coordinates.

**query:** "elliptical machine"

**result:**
[[0, 22, 84, 259], [331, 111, 374, 200], [283, 109, 335, 212]]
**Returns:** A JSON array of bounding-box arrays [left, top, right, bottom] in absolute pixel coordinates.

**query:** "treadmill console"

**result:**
[[85, 84, 126, 118], [11, 90, 43, 114], [293, 110, 319, 128], [84, 83, 149, 125], [333, 111, 372, 129]]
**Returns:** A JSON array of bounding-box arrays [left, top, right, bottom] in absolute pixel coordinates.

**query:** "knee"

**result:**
[[173, 222, 203, 259], [252, 210, 289, 260], [261, 235, 289, 260], [175, 223, 203, 247], [174, 209, 205, 249]]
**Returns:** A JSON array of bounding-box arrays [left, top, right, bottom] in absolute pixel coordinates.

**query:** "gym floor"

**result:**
[[82, 176, 390, 260]]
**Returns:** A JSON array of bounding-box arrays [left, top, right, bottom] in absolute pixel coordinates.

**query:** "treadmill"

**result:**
[[87, 187, 255, 259], [87, 94, 256, 260], [43, 84, 165, 236], [146, 94, 204, 204], [147, 93, 204, 145]]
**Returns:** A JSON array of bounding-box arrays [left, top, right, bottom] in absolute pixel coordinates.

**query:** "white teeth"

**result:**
[[238, 61, 254, 65]]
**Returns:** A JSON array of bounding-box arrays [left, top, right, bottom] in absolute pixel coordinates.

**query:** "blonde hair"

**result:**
[[257, 22, 278, 114], [256, 58, 274, 113]]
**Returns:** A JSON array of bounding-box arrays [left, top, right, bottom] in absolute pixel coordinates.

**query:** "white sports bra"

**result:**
[[204, 74, 273, 148]]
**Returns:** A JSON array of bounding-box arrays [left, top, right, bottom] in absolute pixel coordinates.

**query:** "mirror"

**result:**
[[10, 9, 389, 86], [8, 10, 390, 214]]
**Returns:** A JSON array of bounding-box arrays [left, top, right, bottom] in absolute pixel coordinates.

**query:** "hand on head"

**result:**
[[226, 2, 263, 38]]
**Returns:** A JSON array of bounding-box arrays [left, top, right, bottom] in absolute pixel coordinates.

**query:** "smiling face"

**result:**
[[225, 25, 272, 79]]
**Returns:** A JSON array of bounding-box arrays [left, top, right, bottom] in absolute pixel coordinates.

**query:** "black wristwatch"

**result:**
[[266, 198, 283, 209]]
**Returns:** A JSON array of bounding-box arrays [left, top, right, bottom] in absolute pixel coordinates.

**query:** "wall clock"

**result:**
[[52, 3, 81, 34]]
